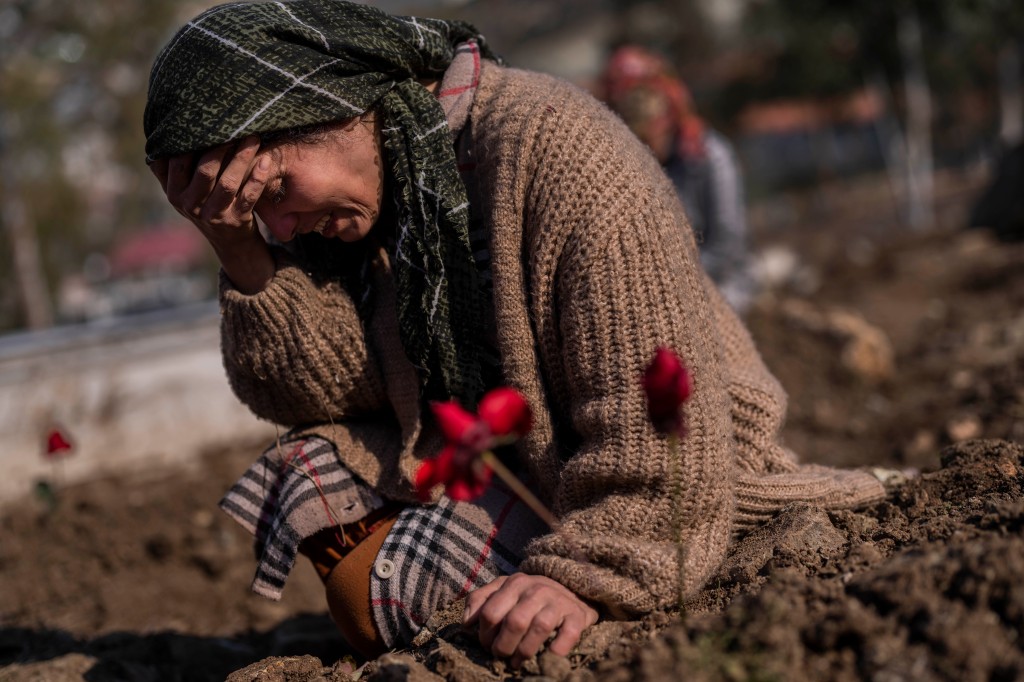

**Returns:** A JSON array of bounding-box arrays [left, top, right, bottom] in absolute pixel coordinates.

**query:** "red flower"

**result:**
[[44, 428, 74, 460], [477, 387, 532, 438], [415, 387, 532, 502], [430, 401, 484, 446], [642, 346, 692, 437], [415, 444, 494, 502]]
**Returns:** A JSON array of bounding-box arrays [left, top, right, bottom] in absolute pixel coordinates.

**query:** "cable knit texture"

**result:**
[[219, 62, 884, 616]]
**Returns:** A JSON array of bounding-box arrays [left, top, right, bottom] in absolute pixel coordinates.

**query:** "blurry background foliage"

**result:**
[[0, 0, 1020, 332], [724, 0, 1024, 158]]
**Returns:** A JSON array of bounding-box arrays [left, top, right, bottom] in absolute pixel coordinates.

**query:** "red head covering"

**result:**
[[600, 45, 705, 159]]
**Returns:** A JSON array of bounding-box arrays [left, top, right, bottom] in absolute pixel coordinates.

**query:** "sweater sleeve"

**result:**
[[218, 247, 389, 426], [514, 103, 736, 615]]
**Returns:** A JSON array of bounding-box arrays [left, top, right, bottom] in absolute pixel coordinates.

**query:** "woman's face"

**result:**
[[619, 89, 675, 165], [254, 116, 384, 243]]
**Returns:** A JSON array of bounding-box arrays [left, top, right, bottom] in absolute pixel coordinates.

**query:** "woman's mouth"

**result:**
[[300, 209, 368, 241], [310, 214, 330, 235]]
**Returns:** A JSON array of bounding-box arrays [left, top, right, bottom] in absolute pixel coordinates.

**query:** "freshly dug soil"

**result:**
[[2, 174, 1023, 681]]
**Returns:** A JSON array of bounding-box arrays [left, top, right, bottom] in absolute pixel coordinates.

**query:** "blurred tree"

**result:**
[[0, 0, 206, 331], [728, 0, 1024, 227], [996, 41, 1022, 147]]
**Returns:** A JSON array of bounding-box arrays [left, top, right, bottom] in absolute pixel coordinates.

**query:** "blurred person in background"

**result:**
[[601, 45, 756, 314], [144, 0, 884, 667]]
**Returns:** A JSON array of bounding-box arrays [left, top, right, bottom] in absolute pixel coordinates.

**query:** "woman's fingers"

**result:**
[[465, 573, 597, 668], [503, 602, 560, 667], [463, 575, 506, 627], [165, 152, 195, 204], [471, 579, 520, 651], [202, 136, 261, 220], [149, 141, 273, 290], [548, 605, 597, 656], [154, 136, 270, 238], [485, 595, 542, 656], [236, 152, 272, 216], [181, 145, 231, 219]]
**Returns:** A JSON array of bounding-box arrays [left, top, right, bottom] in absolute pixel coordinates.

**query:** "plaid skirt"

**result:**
[[220, 435, 548, 648]]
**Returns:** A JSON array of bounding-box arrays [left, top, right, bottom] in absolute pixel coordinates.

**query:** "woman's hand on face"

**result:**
[[149, 135, 276, 295], [464, 573, 598, 668], [149, 134, 270, 245]]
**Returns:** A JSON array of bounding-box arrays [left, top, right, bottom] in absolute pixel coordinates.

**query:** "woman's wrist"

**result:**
[[211, 232, 275, 295]]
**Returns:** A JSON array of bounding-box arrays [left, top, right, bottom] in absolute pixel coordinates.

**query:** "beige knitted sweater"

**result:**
[[219, 62, 884, 616]]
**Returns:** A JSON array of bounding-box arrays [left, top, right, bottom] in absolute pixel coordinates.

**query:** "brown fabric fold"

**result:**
[[323, 515, 399, 659]]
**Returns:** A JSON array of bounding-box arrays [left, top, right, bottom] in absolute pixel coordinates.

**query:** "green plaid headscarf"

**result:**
[[144, 0, 499, 405]]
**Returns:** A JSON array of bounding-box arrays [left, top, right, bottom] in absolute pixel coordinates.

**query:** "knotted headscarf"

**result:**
[[144, 0, 499, 405]]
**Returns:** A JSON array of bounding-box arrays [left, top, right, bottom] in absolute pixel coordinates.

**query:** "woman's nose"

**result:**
[[257, 207, 298, 242]]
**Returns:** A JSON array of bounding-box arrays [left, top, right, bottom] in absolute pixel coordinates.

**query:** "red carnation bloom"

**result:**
[[44, 428, 74, 460], [415, 387, 533, 502], [642, 346, 693, 437], [414, 444, 494, 502], [477, 387, 532, 438]]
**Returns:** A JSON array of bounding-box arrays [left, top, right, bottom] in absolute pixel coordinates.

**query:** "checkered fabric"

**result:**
[[219, 433, 548, 650], [219, 435, 386, 600], [371, 476, 548, 647]]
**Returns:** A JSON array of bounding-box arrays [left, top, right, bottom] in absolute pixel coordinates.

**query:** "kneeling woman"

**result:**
[[144, 0, 884, 665]]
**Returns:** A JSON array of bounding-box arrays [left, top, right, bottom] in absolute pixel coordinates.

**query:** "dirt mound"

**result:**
[[201, 440, 1024, 682], [0, 446, 349, 682], [615, 439, 1024, 682], [746, 227, 1024, 473]]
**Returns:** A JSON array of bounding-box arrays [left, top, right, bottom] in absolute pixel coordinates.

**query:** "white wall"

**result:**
[[0, 303, 277, 505]]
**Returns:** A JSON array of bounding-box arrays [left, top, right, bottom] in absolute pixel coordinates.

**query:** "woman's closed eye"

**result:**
[[268, 179, 286, 205]]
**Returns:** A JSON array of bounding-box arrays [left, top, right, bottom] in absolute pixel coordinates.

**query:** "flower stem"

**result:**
[[479, 450, 560, 530], [669, 433, 687, 617]]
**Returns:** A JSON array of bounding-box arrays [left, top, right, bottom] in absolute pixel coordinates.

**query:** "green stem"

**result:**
[[479, 450, 560, 530], [669, 433, 687, 617]]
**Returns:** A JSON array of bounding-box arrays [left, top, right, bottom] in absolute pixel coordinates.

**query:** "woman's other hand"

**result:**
[[464, 573, 598, 668], [149, 135, 275, 295]]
